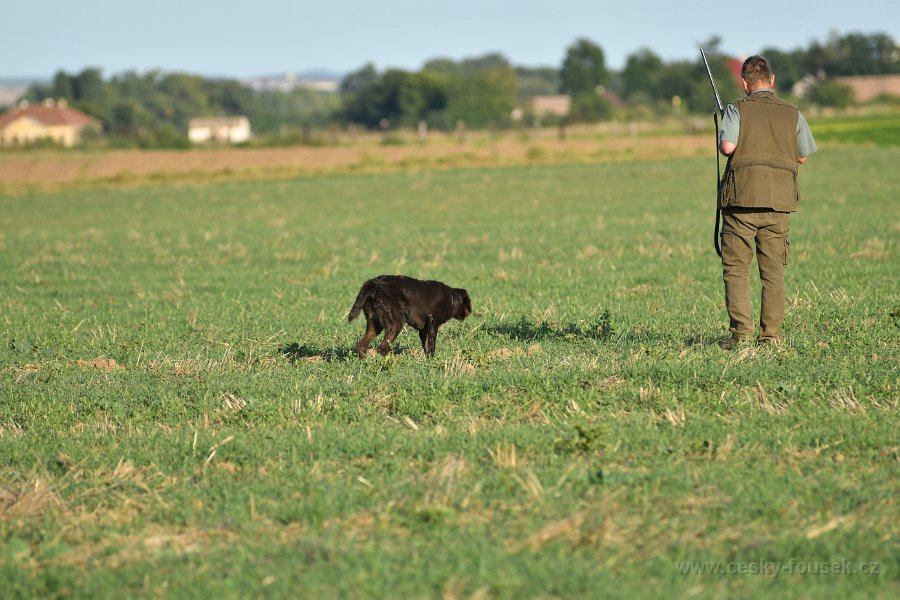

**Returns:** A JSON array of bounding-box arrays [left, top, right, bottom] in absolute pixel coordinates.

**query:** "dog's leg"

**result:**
[[418, 317, 437, 356], [418, 326, 430, 355], [425, 321, 438, 357], [357, 317, 381, 359], [377, 322, 404, 355]]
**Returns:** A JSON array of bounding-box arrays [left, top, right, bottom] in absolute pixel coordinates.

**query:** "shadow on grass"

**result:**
[[279, 342, 356, 363], [484, 311, 614, 342]]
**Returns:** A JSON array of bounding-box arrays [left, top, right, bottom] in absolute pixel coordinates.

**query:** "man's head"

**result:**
[[741, 55, 775, 94]]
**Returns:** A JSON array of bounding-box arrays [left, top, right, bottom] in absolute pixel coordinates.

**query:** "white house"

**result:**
[[188, 116, 252, 144]]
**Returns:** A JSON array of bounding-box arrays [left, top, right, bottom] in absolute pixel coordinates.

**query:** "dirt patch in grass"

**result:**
[[76, 358, 125, 372], [1, 477, 65, 520]]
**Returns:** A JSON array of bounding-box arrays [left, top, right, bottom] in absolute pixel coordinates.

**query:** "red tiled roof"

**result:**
[[0, 103, 100, 128]]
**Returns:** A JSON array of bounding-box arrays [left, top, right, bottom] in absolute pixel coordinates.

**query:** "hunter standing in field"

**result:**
[[717, 55, 816, 349]]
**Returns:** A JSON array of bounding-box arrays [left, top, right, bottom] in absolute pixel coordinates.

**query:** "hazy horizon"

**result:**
[[1, 1, 897, 81]]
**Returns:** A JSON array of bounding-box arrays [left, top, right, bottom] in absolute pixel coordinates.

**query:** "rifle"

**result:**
[[701, 47, 725, 118], [700, 47, 726, 257]]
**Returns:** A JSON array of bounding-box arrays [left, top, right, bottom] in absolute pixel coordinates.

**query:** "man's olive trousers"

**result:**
[[721, 208, 790, 341]]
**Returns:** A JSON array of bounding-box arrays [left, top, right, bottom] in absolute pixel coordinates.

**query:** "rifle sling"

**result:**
[[713, 112, 723, 258]]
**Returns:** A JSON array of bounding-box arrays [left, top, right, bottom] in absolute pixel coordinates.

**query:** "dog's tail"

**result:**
[[347, 287, 370, 322]]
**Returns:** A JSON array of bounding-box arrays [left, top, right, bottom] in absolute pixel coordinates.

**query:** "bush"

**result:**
[[569, 93, 616, 123], [808, 80, 854, 108]]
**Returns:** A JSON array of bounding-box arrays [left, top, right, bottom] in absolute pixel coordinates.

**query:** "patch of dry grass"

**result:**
[[0, 130, 710, 194]]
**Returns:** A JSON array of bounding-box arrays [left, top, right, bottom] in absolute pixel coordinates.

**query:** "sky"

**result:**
[[1, 0, 898, 80]]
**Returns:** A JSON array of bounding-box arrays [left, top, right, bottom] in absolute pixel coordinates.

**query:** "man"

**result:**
[[717, 55, 816, 349]]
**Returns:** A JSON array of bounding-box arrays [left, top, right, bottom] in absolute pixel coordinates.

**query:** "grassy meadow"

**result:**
[[0, 137, 898, 598]]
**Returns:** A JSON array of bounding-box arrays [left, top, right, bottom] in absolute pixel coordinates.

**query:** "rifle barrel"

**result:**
[[700, 47, 725, 117]]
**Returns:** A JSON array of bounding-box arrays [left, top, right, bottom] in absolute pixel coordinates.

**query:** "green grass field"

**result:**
[[1, 144, 898, 598], [809, 113, 900, 146]]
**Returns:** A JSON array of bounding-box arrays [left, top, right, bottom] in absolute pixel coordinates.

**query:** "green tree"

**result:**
[[803, 32, 899, 76], [210, 80, 253, 115], [378, 69, 415, 126], [422, 58, 459, 76], [158, 74, 209, 117], [72, 68, 110, 116], [25, 67, 339, 147], [112, 70, 160, 100], [569, 93, 615, 122], [425, 56, 518, 128], [337, 68, 385, 128], [458, 53, 512, 76], [831, 32, 899, 75], [514, 66, 560, 103], [560, 38, 609, 95], [621, 47, 664, 102], [654, 60, 694, 108], [251, 88, 340, 133], [51, 71, 75, 101], [445, 59, 517, 129], [108, 99, 145, 138], [338, 54, 515, 130], [406, 71, 450, 125], [341, 63, 379, 95], [337, 68, 450, 128], [808, 80, 854, 107], [558, 38, 612, 123]]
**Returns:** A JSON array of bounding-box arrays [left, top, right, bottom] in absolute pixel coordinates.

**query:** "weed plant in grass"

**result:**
[[0, 146, 897, 598]]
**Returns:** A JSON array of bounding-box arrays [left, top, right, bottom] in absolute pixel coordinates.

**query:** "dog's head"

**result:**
[[453, 288, 472, 320]]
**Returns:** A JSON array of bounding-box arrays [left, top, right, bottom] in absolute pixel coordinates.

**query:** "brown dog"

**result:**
[[348, 275, 472, 358]]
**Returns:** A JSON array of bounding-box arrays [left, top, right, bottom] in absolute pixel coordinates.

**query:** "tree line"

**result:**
[[22, 70, 340, 148], [13, 31, 898, 148]]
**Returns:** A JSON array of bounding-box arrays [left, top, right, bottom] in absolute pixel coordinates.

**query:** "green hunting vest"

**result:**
[[720, 92, 800, 212]]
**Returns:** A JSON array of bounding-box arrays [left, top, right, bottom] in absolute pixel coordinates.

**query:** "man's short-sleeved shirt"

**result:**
[[719, 89, 817, 157]]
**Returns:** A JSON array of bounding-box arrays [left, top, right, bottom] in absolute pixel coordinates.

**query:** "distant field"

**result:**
[[0, 123, 708, 193], [809, 112, 900, 146], [0, 140, 897, 597], [1, 110, 897, 194]]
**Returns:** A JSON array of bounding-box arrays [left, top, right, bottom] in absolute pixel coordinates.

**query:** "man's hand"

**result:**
[[720, 141, 736, 156]]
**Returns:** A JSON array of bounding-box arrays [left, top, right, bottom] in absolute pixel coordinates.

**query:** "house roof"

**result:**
[[0, 101, 100, 128]]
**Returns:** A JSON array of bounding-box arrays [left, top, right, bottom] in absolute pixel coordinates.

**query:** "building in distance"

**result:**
[[0, 98, 100, 147], [188, 116, 252, 144]]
